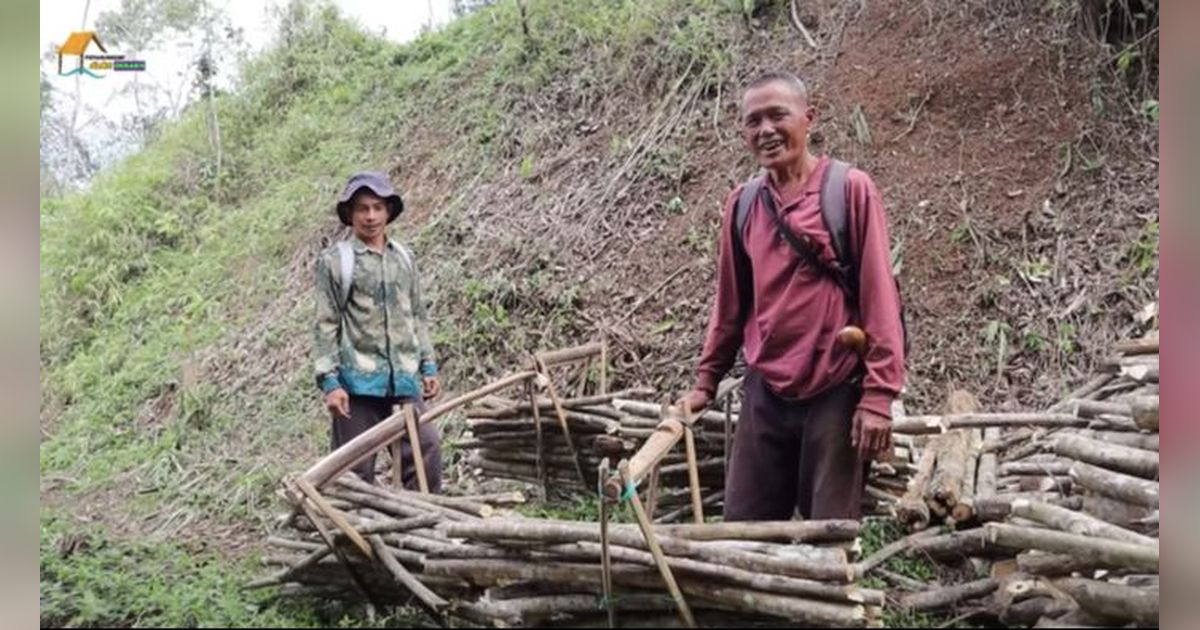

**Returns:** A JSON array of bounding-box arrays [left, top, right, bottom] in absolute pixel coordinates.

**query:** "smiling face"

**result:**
[[741, 79, 815, 171], [349, 189, 391, 243]]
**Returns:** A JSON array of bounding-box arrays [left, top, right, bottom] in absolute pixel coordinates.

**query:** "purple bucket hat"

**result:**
[[335, 171, 405, 226]]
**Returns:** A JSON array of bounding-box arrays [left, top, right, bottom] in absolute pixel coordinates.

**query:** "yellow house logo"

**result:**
[[57, 31, 146, 78]]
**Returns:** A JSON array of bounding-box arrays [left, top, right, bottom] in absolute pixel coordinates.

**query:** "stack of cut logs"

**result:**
[[457, 391, 735, 522], [860, 332, 1159, 627], [459, 385, 920, 523], [255, 473, 884, 627], [255, 333, 1158, 626]]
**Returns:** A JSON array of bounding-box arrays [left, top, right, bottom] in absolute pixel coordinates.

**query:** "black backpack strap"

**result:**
[[734, 175, 765, 245], [820, 159, 857, 298], [730, 176, 764, 319], [757, 183, 854, 296]]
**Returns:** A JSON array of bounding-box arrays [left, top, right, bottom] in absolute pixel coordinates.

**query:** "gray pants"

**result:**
[[330, 395, 443, 492]]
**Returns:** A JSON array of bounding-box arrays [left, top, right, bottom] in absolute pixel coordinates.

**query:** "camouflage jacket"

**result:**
[[313, 235, 437, 398]]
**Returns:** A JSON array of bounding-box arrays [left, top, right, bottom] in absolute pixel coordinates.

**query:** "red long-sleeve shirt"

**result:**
[[694, 156, 905, 418]]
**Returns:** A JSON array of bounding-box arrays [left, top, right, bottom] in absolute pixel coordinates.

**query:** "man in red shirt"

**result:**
[[678, 72, 905, 521]]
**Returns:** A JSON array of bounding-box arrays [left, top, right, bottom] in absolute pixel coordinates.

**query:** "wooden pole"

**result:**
[[1009, 499, 1157, 547], [619, 459, 696, 628], [535, 356, 589, 486], [1052, 434, 1158, 479], [535, 341, 604, 367], [526, 379, 547, 494], [983, 523, 1158, 571], [303, 370, 536, 487], [683, 426, 704, 524], [367, 534, 447, 621], [599, 338, 608, 394], [403, 405, 430, 494], [1069, 461, 1159, 508]]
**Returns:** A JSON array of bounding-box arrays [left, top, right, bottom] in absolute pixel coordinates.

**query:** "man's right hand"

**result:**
[[675, 390, 712, 415], [325, 388, 351, 420]]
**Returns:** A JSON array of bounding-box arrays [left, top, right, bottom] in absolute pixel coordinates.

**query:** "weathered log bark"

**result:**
[[439, 519, 857, 582], [907, 528, 993, 560], [951, 430, 982, 522], [898, 577, 998, 611], [422, 559, 869, 626], [928, 430, 970, 514], [1070, 399, 1131, 419], [653, 519, 859, 543], [893, 413, 1088, 435], [1130, 396, 1159, 431], [1079, 494, 1156, 528], [1069, 462, 1159, 508], [976, 427, 1000, 499], [1047, 375, 1115, 413], [1114, 337, 1158, 355], [1053, 434, 1159, 479], [897, 442, 938, 530], [1072, 429, 1158, 452], [367, 535, 447, 618], [533, 540, 879, 605], [999, 461, 1073, 476], [535, 341, 604, 367], [1053, 577, 1158, 626], [983, 523, 1158, 571], [1009, 499, 1158, 547], [1015, 551, 1108, 576], [998, 596, 1078, 627]]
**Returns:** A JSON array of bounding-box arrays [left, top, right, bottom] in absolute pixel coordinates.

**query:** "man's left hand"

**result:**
[[851, 408, 892, 461], [422, 376, 441, 401]]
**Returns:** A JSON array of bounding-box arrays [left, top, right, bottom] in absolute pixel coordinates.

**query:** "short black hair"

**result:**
[[745, 71, 809, 103]]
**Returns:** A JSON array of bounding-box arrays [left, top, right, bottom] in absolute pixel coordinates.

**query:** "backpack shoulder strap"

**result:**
[[336, 240, 354, 310], [820, 159, 856, 295], [735, 175, 765, 245]]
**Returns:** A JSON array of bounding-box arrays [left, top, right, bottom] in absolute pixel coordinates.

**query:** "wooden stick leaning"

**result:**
[[534, 356, 589, 486], [367, 534, 447, 622], [619, 459, 696, 628], [303, 370, 537, 488], [683, 424, 704, 524], [402, 404, 430, 494]]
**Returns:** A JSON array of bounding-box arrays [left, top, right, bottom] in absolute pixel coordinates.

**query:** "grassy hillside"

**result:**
[[40, 0, 1156, 625]]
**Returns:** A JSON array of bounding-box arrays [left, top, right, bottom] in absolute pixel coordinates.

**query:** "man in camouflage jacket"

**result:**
[[313, 171, 442, 489]]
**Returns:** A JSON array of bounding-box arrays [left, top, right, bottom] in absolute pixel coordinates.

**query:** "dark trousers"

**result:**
[[723, 370, 868, 521], [330, 395, 443, 492]]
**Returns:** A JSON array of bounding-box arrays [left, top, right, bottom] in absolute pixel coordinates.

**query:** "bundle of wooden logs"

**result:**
[[459, 379, 920, 523], [255, 472, 885, 627], [858, 332, 1159, 627]]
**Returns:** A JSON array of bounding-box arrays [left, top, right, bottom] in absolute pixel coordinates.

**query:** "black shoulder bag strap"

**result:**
[[756, 183, 854, 296]]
